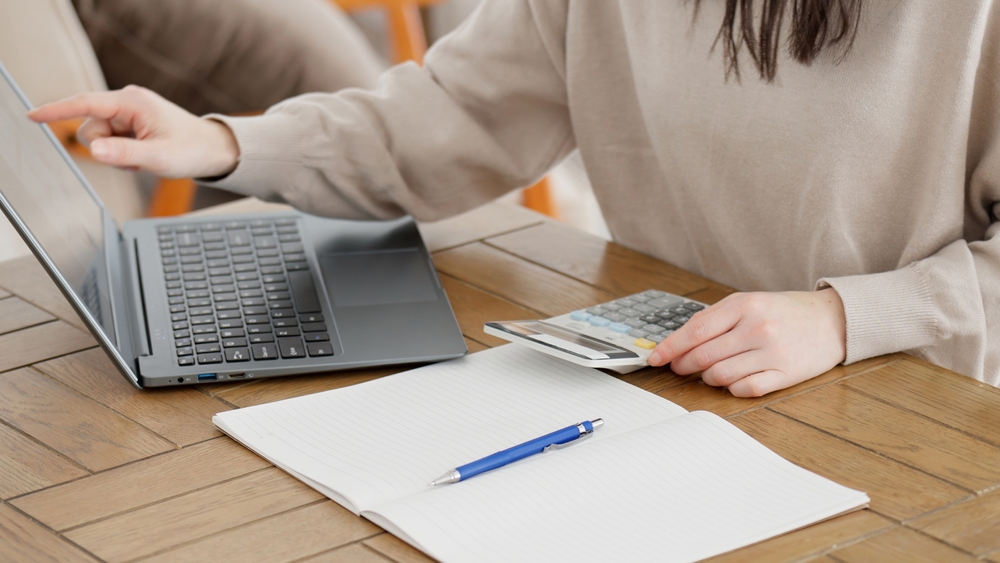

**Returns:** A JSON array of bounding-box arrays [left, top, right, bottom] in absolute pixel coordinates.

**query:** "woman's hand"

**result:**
[[647, 289, 847, 397], [28, 85, 239, 179]]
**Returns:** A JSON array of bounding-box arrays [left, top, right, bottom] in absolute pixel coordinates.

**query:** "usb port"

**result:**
[[197, 373, 218, 382], [228, 373, 246, 379]]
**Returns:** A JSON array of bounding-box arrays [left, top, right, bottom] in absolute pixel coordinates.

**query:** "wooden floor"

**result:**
[[1, 200, 1000, 562]]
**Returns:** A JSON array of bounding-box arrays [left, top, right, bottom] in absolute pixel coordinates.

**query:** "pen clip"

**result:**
[[542, 429, 595, 453]]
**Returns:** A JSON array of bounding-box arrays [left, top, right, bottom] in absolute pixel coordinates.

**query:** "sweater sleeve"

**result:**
[[817, 7, 1000, 385], [199, 0, 573, 222]]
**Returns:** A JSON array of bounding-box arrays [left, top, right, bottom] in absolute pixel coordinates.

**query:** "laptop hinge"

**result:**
[[124, 236, 153, 357]]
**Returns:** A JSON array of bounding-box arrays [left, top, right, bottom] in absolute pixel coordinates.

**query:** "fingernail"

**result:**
[[90, 141, 108, 158], [648, 352, 662, 366]]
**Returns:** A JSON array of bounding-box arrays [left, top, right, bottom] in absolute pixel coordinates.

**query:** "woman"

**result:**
[[30, 0, 1000, 396]]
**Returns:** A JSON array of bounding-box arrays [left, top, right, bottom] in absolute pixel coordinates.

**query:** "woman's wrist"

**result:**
[[817, 287, 847, 364], [203, 119, 240, 178]]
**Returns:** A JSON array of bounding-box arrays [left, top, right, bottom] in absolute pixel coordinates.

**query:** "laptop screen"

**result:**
[[0, 67, 113, 333]]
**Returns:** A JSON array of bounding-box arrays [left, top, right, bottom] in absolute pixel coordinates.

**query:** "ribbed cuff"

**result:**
[[817, 264, 938, 364], [197, 113, 311, 201]]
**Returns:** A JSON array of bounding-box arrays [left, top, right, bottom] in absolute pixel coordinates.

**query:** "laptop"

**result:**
[[0, 63, 467, 388]]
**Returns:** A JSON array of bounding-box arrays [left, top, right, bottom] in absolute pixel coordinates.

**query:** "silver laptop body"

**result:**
[[0, 63, 466, 388]]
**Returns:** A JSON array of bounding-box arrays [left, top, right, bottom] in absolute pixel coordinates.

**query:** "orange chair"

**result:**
[[334, 0, 559, 218]]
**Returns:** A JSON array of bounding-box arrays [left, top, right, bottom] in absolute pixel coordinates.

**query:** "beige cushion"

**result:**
[[0, 0, 143, 228]]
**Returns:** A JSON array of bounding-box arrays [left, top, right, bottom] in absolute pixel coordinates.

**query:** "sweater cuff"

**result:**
[[196, 113, 310, 201], [817, 264, 938, 364]]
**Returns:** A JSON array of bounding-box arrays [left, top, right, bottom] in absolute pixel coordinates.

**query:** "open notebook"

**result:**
[[214, 345, 868, 563]]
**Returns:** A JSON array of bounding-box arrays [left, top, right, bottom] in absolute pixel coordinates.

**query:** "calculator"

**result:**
[[484, 290, 707, 374]]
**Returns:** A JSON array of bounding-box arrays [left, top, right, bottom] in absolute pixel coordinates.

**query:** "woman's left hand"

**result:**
[[647, 289, 847, 397]]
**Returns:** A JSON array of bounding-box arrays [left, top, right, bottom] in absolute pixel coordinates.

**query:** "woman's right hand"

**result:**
[[28, 85, 240, 179]]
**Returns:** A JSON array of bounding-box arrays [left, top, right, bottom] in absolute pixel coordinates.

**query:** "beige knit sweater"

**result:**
[[206, 0, 1000, 386]]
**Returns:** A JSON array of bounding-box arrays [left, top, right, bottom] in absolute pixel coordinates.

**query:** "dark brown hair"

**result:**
[[693, 0, 864, 81]]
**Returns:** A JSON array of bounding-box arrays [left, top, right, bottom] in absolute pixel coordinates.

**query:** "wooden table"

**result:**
[[2, 199, 999, 563]]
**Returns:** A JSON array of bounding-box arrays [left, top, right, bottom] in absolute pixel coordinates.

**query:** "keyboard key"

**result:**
[[178, 357, 195, 366], [269, 300, 293, 309], [245, 315, 270, 325], [264, 283, 288, 292], [200, 222, 223, 231], [221, 328, 245, 338], [176, 347, 193, 356], [254, 236, 277, 248], [212, 284, 235, 293], [278, 337, 306, 358], [193, 325, 216, 334], [170, 313, 187, 322], [247, 325, 272, 334], [214, 293, 237, 302], [302, 322, 327, 332], [307, 342, 334, 357], [167, 289, 183, 297], [273, 318, 298, 327], [175, 225, 197, 233], [187, 298, 211, 307], [260, 266, 283, 275], [177, 233, 200, 247], [172, 321, 188, 330], [283, 253, 306, 263], [262, 275, 285, 284], [270, 309, 295, 318], [278, 234, 301, 243], [198, 353, 223, 364], [280, 242, 305, 254], [232, 255, 255, 264], [304, 332, 329, 342], [230, 247, 253, 256], [275, 328, 301, 337], [217, 311, 242, 320], [219, 319, 243, 329], [252, 343, 279, 360], [173, 330, 190, 339], [288, 270, 321, 313], [169, 305, 185, 313], [285, 262, 309, 271], [191, 315, 215, 325], [257, 248, 279, 257], [225, 348, 250, 362], [234, 264, 257, 273], [258, 257, 281, 267], [250, 333, 275, 343], [188, 307, 212, 317], [196, 344, 221, 354], [181, 264, 204, 273], [204, 242, 226, 250], [241, 298, 265, 306], [299, 314, 324, 323], [225, 221, 247, 230], [267, 292, 291, 300], [243, 306, 267, 316], [194, 334, 219, 344], [228, 232, 250, 246], [215, 302, 240, 311]]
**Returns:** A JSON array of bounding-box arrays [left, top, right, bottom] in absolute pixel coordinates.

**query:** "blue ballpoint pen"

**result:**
[[429, 418, 604, 486]]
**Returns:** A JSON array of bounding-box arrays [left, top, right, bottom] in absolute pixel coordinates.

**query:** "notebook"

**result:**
[[213, 345, 869, 563]]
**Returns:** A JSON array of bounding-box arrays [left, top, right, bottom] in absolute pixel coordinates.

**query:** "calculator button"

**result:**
[[624, 319, 646, 328], [633, 304, 655, 313], [647, 333, 668, 343], [629, 329, 649, 339], [658, 320, 681, 330], [588, 316, 611, 327], [643, 290, 667, 298], [586, 306, 607, 316], [610, 322, 631, 333], [685, 303, 705, 312], [619, 308, 640, 318], [570, 310, 591, 322], [604, 313, 626, 322], [634, 338, 656, 350], [629, 293, 651, 302], [643, 324, 665, 334]]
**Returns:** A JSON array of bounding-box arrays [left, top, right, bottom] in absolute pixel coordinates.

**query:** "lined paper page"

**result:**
[[213, 345, 687, 513], [371, 411, 869, 563]]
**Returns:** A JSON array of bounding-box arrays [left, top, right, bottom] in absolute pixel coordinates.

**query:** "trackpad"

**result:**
[[319, 249, 439, 307]]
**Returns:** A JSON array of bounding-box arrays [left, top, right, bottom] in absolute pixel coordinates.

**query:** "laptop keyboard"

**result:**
[[157, 218, 335, 367]]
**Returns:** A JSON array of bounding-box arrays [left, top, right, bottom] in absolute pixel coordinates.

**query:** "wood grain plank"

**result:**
[[12, 437, 270, 531], [0, 297, 54, 336], [683, 286, 735, 305], [0, 321, 95, 374], [830, 526, 978, 562], [439, 274, 540, 346], [0, 423, 87, 499], [302, 543, 395, 563], [0, 368, 173, 472], [615, 367, 690, 397], [364, 533, 437, 563], [0, 257, 86, 330], [730, 409, 969, 521], [658, 355, 901, 418], [486, 222, 722, 296], [843, 360, 1000, 448], [35, 349, 231, 447], [465, 338, 489, 353], [703, 510, 893, 563], [420, 201, 546, 253], [433, 243, 615, 317], [908, 488, 1000, 556], [0, 504, 97, 563], [138, 501, 380, 563], [66, 467, 323, 563], [772, 384, 1000, 492], [210, 367, 398, 408]]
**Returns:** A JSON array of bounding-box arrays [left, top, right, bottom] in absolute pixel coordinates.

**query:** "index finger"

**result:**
[[27, 91, 130, 124], [648, 300, 739, 366]]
